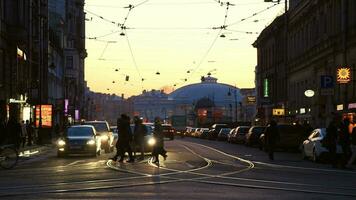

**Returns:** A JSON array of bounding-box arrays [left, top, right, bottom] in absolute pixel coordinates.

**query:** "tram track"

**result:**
[[1, 140, 356, 198]]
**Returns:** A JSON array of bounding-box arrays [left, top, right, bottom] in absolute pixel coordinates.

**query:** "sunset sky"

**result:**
[[84, 0, 285, 97]]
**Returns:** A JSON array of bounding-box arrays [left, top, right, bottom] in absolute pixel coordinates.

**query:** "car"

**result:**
[[227, 128, 236, 143], [110, 126, 118, 145], [232, 126, 250, 144], [82, 121, 114, 153], [218, 128, 231, 141], [245, 126, 266, 146], [259, 124, 308, 151], [57, 125, 101, 157], [130, 123, 156, 153], [208, 124, 228, 140], [200, 129, 210, 139], [162, 124, 175, 140], [301, 128, 342, 162], [196, 128, 209, 138]]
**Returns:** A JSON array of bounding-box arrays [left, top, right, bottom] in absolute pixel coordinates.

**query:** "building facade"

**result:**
[[254, 0, 356, 127], [64, 0, 86, 124]]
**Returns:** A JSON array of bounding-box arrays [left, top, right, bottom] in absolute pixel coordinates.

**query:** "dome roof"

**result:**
[[168, 76, 242, 106]]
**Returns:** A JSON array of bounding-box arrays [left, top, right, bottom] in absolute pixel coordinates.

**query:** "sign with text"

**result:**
[[272, 108, 285, 116], [336, 67, 351, 84], [321, 75, 334, 88], [35, 105, 53, 128]]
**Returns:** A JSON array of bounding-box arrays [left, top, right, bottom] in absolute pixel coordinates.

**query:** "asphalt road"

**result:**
[[1, 137, 356, 199]]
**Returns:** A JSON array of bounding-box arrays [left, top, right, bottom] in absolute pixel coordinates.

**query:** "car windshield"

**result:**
[[239, 127, 250, 133], [220, 128, 231, 134], [253, 127, 265, 134], [84, 122, 108, 132], [67, 127, 93, 137]]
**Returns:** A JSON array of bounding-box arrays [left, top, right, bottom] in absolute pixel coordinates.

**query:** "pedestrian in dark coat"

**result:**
[[0, 117, 6, 145], [152, 117, 167, 164], [264, 120, 279, 160], [26, 120, 34, 146], [339, 117, 351, 168], [6, 117, 22, 149], [133, 117, 147, 160], [112, 114, 134, 162], [324, 113, 341, 168], [346, 126, 356, 168]]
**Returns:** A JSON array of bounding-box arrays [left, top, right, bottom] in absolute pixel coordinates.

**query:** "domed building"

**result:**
[[168, 76, 243, 126]]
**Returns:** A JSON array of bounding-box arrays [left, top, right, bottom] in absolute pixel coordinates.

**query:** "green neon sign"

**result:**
[[263, 78, 269, 97]]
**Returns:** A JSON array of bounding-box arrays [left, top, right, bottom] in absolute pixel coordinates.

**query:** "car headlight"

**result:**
[[101, 135, 109, 141], [87, 140, 96, 145], [148, 138, 156, 146], [57, 139, 66, 146]]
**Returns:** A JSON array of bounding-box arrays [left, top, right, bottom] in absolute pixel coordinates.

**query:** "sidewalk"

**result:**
[[18, 144, 53, 157]]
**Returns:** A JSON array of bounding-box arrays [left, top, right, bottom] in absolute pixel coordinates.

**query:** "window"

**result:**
[[66, 56, 73, 69]]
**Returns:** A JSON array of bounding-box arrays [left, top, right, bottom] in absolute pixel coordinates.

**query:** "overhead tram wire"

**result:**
[[185, 28, 223, 84], [124, 29, 144, 89], [185, 1, 231, 83], [227, 2, 282, 27]]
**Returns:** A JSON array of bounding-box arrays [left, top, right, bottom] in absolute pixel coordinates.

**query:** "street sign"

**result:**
[[320, 75, 334, 88]]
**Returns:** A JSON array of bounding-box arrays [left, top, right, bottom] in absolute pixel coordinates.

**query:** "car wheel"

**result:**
[[312, 148, 319, 163]]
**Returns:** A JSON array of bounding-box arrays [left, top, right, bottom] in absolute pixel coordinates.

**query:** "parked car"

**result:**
[[227, 128, 236, 143], [162, 124, 175, 140], [232, 126, 250, 144], [200, 129, 210, 139], [301, 128, 342, 162], [259, 124, 308, 151], [208, 124, 228, 140], [245, 126, 266, 146], [184, 127, 193, 137], [218, 128, 231, 141], [57, 125, 101, 157], [82, 121, 114, 153]]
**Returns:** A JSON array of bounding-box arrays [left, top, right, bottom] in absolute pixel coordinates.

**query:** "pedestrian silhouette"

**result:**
[[133, 116, 147, 160], [112, 114, 134, 163], [264, 120, 279, 160], [152, 117, 167, 165]]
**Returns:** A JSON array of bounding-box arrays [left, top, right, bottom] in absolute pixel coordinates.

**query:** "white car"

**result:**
[[302, 128, 342, 162]]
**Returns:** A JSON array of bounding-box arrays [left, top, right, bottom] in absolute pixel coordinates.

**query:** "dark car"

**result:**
[[162, 124, 175, 140], [82, 121, 114, 153], [245, 126, 266, 146], [57, 125, 101, 157], [231, 126, 250, 144], [200, 129, 210, 139], [259, 124, 307, 151], [208, 124, 228, 140], [218, 128, 231, 141], [130, 123, 156, 153]]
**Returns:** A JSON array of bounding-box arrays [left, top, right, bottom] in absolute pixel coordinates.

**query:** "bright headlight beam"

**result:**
[[87, 140, 96, 145], [148, 138, 156, 146], [57, 140, 66, 146]]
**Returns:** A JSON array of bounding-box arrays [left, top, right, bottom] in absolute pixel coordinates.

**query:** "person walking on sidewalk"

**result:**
[[0, 117, 6, 145], [26, 120, 34, 146], [339, 117, 351, 168], [112, 114, 134, 163], [325, 113, 341, 168], [6, 117, 22, 149], [152, 117, 167, 164], [264, 120, 279, 161], [346, 125, 356, 169], [20, 120, 27, 148], [133, 117, 147, 160]]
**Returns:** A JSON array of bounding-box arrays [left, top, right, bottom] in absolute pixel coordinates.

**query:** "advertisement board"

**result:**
[[35, 105, 53, 128]]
